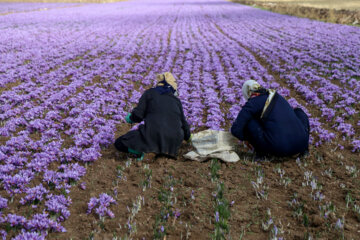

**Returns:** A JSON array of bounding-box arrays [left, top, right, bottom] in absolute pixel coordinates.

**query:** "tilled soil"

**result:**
[[47, 124, 360, 239]]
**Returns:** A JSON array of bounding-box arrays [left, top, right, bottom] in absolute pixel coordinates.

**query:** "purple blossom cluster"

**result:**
[[0, 212, 64, 238], [0, 197, 8, 211], [87, 193, 116, 219], [352, 140, 360, 153], [45, 194, 71, 222], [12, 230, 45, 240], [19, 184, 49, 206], [0, 0, 359, 236], [42, 163, 86, 196], [0, 2, 77, 14]]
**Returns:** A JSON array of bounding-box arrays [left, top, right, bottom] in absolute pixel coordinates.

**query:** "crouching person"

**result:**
[[114, 72, 191, 161], [231, 80, 309, 159]]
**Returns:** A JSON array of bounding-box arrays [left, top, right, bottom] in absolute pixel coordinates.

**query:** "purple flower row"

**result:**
[[1, 0, 359, 237]]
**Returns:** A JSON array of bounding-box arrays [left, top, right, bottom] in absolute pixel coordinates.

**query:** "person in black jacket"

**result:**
[[231, 80, 309, 159], [114, 72, 191, 160]]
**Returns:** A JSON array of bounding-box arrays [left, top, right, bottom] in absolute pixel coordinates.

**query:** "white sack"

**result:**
[[184, 129, 240, 162]]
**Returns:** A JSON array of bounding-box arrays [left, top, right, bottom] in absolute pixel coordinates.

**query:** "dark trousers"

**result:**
[[243, 118, 269, 156], [114, 136, 129, 153]]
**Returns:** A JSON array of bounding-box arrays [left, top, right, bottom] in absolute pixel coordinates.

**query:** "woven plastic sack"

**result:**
[[184, 129, 240, 162]]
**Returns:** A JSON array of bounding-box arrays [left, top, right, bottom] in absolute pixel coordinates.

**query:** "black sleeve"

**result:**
[[230, 97, 264, 140], [130, 90, 149, 123], [179, 101, 191, 141]]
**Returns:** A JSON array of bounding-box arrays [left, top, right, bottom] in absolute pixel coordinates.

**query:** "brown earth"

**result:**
[[232, 0, 360, 25], [233, 0, 360, 10], [41, 124, 359, 239]]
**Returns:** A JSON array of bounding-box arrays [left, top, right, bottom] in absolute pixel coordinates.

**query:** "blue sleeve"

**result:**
[[231, 97, 265, 140]]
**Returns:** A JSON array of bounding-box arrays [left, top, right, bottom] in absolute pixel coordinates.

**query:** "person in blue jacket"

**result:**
[[231, 80, 309, 159]]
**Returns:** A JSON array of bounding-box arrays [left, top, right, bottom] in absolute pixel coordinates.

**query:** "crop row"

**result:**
[[1, 0, 359, 238]]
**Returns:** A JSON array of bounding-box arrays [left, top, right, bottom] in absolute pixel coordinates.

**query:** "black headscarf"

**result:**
[[154, 80, 176, 95]]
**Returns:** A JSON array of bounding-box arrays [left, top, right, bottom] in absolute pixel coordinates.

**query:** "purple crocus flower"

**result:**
[[87, 193, 116, 218], [215, 211, 219, 222], [12, 230, 45, 240]]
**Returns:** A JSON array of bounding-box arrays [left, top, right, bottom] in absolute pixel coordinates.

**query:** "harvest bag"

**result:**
[[184, 129, 240, 162]]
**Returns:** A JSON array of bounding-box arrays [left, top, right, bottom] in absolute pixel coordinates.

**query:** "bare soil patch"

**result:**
[[232, 0, 360, 25], [235, 0, 360, 10], [45, 134, 360, 239]]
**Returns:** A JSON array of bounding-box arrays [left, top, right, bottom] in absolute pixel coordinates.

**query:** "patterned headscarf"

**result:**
[[242, 80, 261, 101], [242, 80, 277, 118]]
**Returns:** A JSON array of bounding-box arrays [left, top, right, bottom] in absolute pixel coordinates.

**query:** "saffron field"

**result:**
[[0, 0, 359, 239]]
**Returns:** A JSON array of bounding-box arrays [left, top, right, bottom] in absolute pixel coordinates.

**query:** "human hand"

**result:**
[[244, 141, 254, 151]]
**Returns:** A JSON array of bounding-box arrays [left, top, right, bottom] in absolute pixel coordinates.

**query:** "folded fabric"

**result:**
[[184, 129, 240, 162]]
